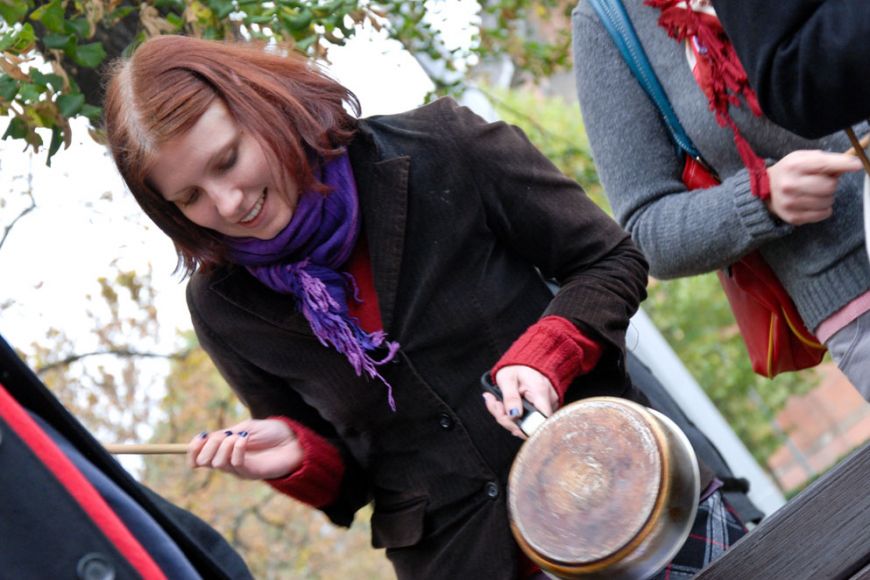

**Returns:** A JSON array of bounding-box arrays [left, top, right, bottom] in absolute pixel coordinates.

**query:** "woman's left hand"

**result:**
[[483, 365, 559, 439]]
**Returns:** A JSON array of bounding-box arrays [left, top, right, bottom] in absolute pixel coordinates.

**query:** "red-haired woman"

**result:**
[[103, 35, 652, 578]]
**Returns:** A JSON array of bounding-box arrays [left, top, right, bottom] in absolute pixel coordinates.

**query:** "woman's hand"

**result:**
[[766, 150, 862, 225], [188, 418, 303, 480], [482, 365, 559, 439]]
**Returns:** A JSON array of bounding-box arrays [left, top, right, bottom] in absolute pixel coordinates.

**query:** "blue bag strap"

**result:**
[[587, 0, 701, 160]]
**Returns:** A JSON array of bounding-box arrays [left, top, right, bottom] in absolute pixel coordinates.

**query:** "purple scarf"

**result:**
[[225, 153, 399, 410]]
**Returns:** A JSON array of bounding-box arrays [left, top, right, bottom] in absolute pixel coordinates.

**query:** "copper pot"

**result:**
[[507, 396, 700, 579]]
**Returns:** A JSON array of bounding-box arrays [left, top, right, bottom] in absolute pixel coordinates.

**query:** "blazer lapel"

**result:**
[[208, 267, 314, 337], [349, 133, 410, 335]]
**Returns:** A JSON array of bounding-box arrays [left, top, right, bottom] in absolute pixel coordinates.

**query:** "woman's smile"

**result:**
[[239, 188, 267, 225]]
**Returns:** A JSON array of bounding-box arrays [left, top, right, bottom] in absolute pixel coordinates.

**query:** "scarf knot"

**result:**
[[226, 153, 399, 411]]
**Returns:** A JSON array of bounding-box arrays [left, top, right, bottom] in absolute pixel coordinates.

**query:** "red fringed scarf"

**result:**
[[645, 0, 771, 199]]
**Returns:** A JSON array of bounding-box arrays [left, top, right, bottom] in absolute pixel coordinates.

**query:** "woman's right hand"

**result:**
[[765, 150, 862, 225], [188, 417, 303, 481]]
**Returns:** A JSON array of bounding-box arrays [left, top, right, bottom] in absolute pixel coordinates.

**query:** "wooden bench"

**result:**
[[697, 442, 870, 579]]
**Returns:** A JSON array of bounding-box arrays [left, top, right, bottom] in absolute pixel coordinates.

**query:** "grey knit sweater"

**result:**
[[572, 0, 870, 331]]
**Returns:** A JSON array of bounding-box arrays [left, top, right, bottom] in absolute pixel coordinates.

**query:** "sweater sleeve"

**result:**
[[264, 417, 345, 508], [714, 0, 870, 138], [491, 316, 602, 404], [572, 5, 792, 280]]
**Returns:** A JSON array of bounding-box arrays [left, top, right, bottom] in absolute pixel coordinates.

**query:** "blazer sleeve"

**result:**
[[713, 0, 870, 138], [186, 284, 371, 528], [432, 99, 647, 364]]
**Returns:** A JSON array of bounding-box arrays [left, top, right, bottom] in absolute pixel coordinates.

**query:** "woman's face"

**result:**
[[149, 99, 298, 240]]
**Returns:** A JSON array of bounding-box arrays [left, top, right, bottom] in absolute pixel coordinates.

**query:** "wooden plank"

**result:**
[[697, 442, 870, 580]]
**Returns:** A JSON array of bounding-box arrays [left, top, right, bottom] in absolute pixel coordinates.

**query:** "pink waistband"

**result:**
[[815, 289, 870, 344]]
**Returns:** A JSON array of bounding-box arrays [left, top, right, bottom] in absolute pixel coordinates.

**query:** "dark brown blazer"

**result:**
[[187, 98, 649, 579]]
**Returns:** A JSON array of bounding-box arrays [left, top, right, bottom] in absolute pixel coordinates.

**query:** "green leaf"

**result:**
[[154, 0, 185, 11], [18, 82, 42, 103], [65, 18, 91, 40], [43, 73, 65, 92], [209, 0, 236, 20], [56, 93, 85, 117], [0, 75, 19, 101], [29, 68, 49, 88], [3, 116, 28, 140], [70, 42, 107, 68], [30, 0, 65, 33], [243, 13, 273, 24], [0, 0, 30, 25], [0, 22, 35, 53], [80, 103, 102, 122], [165, 12, 184, 28], [42, 32, 74, 49], [279, 6, 312, 30], [47, 125, 63, 165]]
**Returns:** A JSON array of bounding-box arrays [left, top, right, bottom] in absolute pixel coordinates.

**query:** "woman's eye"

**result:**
[[179, 189, 200, 207], [218, 149, 237, 172]]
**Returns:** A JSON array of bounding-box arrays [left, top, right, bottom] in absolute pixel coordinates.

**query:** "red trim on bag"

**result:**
[[0, 383, 167, 580]]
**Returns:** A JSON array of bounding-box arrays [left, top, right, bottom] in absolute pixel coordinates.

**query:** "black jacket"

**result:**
[[713, 0, 870, 138], [187, 97, 651, 578], [0, 334, 252, 579]]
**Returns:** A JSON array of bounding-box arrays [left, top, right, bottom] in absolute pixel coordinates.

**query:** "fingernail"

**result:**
[[239, 431, 248, 437], [508, 408, 520, 417], [199, 432, 208, 439], [224, 430, 233, 436]]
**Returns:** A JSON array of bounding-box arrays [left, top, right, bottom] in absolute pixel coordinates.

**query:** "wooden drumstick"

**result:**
[[843, 133, 870, 155], [104, 443, 188, 455]]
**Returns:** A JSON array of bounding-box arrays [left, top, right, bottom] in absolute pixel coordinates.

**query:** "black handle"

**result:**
[[480, 372, 543, 419]]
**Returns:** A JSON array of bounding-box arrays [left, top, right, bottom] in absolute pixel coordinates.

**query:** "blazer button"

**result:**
[[76, 553, 115, 580], [438, 413, 454, 430], [485, 481, 500, 500]]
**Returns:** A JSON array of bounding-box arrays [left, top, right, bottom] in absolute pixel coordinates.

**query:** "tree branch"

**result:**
[[0, 199, 36, 251], [35, 347, 193, 375]]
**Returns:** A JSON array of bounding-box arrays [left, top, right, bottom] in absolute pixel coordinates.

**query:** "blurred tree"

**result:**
[[28, 264, 185, 444], [0, 0, 573, 163]]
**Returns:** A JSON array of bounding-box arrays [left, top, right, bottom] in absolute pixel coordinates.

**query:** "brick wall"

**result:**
[[767, 363, 870, 492]]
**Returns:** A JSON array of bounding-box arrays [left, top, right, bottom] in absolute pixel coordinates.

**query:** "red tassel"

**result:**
[[646, 0, 769, 199]]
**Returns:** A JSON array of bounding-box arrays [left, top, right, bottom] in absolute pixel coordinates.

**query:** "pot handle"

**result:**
[[480, 372, 548, 436]]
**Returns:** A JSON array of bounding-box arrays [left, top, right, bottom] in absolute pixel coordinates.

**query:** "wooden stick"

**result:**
[[845, 128, 870, 177], [104, 443, 188, 455], [843, 132, 870, 156]]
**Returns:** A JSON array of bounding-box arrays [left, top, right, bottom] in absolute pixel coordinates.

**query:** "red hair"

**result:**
[[103, 35, 360, 274]]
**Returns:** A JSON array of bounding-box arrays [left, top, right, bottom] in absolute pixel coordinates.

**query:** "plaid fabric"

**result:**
[[651, 490, 748, 579], [525, 491, 747, 580]]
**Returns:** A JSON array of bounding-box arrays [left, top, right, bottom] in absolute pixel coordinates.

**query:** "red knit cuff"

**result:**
[[491, 316, 602, 403], [264, 416, 345, 508]]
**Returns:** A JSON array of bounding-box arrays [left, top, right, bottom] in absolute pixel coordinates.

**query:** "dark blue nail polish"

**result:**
[[199, 432, 208, 439], [224, 430, 233, 436], [509, 408, 520, 418], [239, 431, 248, 437]]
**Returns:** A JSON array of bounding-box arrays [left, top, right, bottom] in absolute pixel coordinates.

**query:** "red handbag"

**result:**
[[682, 157, 826, 377]]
